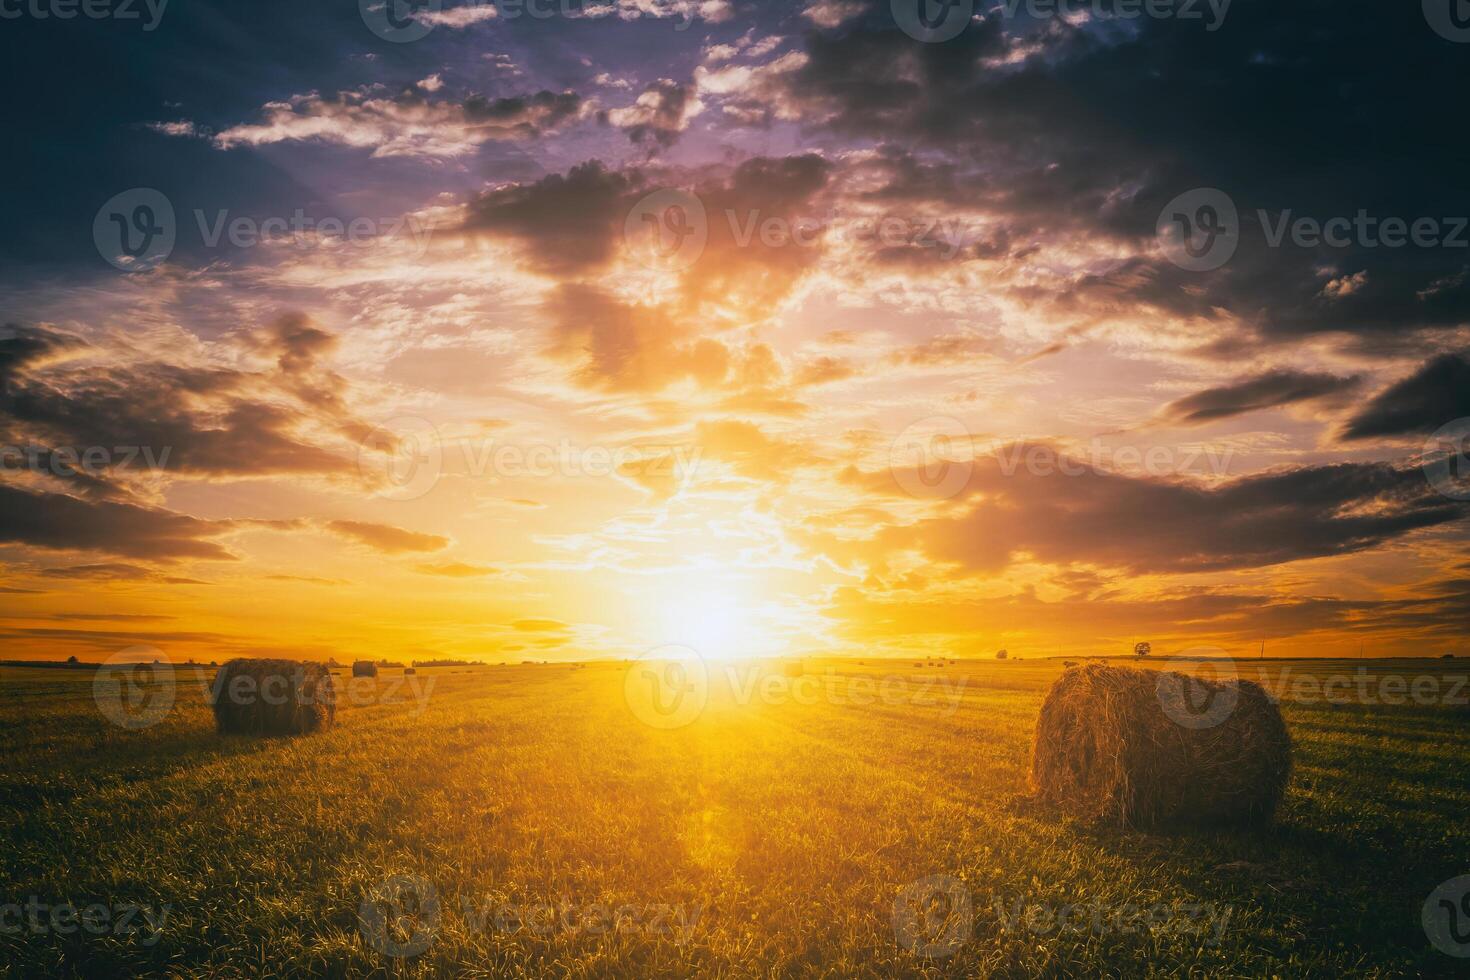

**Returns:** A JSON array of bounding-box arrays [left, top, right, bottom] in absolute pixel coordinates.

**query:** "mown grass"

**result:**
[[0, 658, 1466, 977]]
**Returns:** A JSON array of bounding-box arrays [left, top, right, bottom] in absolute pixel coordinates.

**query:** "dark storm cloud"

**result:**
[[460, 161, 649, 274], [0, 323, 81, 377], [1342, 353, 1470, 441], [0, 484, 237, 561], [0, 319, 365, 493], [779, 1, 1470, 343], [861, 446, 1467, 575], [1158, 370, 1360, 426]]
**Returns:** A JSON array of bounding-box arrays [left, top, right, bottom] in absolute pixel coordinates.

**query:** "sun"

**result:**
[[652, 580, 776, 661]]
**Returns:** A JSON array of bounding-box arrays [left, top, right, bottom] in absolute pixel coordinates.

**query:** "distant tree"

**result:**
[[66, 655, 78, 663], [996, 649, 1009, 660], [1134, 642, 1152, 658]]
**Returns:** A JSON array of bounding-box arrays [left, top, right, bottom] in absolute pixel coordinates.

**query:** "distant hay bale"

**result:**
[[1030, 663, 1291, 829], [783, 661, 804, 678], [210, 659, 336, 736], [352, 660, 378, 678], [404, 667, 416, 676]]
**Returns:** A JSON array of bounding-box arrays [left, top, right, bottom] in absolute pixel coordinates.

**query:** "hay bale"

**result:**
[[783, 661, 804, 678], [352, 660, 378, 678], [404, 667, 416, 676], [210, 659, 336, 736], [1030, 663, 1291, 829]]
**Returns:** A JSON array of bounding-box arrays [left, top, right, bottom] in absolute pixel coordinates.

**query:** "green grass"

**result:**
[[1, 658, 1467, 977]]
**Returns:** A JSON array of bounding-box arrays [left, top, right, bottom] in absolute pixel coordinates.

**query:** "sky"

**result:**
[[2, 0, 1469, 663]]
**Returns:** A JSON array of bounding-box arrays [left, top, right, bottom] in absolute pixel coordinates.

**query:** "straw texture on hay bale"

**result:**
[[1030, 663, 1291, 828], [352, 660, 378, 678], [210, 659, 336, 736]]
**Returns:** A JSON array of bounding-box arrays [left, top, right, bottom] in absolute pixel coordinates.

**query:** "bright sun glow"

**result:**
[[653, 582, 776, 661]]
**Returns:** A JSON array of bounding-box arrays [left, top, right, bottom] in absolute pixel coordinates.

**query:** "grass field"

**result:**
[[2, 657, 1468, 977]]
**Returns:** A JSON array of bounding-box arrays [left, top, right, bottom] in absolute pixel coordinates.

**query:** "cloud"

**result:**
[[607, 79, 703, 149], [417, 4, 499, 27], [865, 446, 1468, 575], [546, 284, 730, 393], [694, 419, 820, 481], [215, 86, 585, 158], [416, 561, 500, 577], [0, 319, 366, 494], [0, 484, 236, 560], [1158, 370, 1360, 426], [324, 520, 449, 554], [802, 0, 865, 28], [767, 4, 1470, 346], [38, 563, 156, 580], [1341, 353, 1470, 441], [459, 161, 646, 274], [511, 618, 568, 631]]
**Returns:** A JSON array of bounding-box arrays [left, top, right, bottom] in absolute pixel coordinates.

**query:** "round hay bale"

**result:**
[[404, 667, 416, 676], [210, 659, 336, 736], [352, 660, 378, 678], [1030, 663, 1291, 829]]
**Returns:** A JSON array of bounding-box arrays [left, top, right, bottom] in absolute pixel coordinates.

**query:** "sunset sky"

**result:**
[[3, 0, 1469, 663]]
